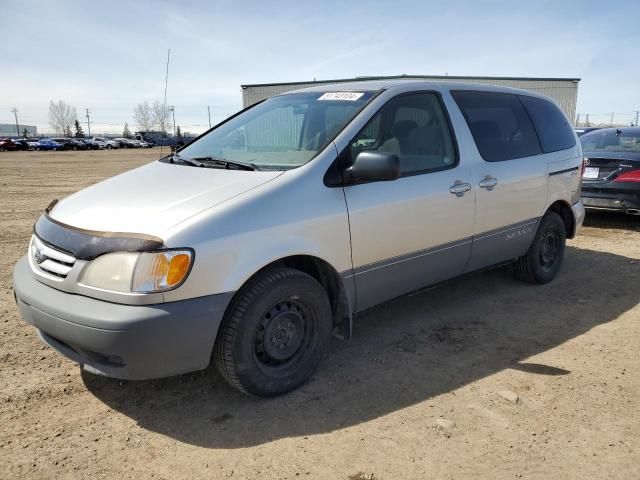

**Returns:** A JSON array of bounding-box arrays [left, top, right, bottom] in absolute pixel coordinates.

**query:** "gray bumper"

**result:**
[[572, 200, 585, 236], [13, 256, 234, 380]]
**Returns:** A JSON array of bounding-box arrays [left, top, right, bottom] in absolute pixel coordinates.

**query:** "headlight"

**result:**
[[80, 249, 193, 293]]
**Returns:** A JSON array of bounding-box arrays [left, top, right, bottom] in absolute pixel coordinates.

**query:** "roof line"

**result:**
[[241, 75, 581, 89]]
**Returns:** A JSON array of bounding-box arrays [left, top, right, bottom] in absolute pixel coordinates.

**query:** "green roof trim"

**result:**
[[242, 75, 581, 89]]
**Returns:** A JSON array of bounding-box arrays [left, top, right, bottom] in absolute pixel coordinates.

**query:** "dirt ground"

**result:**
[[1, 149, 638, 480]]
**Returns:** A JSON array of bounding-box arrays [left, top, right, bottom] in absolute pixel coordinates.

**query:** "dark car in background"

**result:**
[[13, 139, 30, 150], [113, 137, 138, 148], [80, 138, 100, 150], [580, 127, 640, 215], [574, 127, 601, 137], [52, 138, 90, 150], [0, 138, 18, 151]]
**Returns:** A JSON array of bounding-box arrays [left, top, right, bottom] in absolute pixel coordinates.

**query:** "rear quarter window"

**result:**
[[519, 95, 576, 153], [451, 90, 542, 162]]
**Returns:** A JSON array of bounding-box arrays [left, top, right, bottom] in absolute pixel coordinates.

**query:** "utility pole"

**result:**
[[169, 106, 176, 138], [610, 112, 615, 126], [11, 108, 19, 137], [585, 114, 590, 127], [207, 106, 212, 128], [85, 109, 91, 137], [634, 111, 639, 127], [575, 113, 580, 127]]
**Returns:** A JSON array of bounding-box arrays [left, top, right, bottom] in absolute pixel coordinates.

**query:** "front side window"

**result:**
[[580, 130, 640, 153], [452, 90, 542, 162], [177, 91, 374, 170], [350, 92, 457, 175]]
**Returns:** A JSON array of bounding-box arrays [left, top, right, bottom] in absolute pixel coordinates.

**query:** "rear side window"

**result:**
[[451, 90, 541, 162], [519, 95, 575, 153]]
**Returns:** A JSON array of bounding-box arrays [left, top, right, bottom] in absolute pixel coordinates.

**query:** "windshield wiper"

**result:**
[[189, 156, 257, 171]]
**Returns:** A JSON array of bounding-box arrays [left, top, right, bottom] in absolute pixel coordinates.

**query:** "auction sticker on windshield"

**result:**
[[318, 92, 365, 101]]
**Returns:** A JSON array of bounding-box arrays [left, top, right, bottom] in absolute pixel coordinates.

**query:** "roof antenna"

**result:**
[[160, 48, 171, 159]]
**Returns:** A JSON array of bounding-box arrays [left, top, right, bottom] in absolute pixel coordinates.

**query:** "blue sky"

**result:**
[[1, 0, 639, 134]]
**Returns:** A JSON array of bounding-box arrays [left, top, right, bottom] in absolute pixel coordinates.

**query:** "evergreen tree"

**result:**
[[123, 122, 132, 139], [176, 125, 183, 140], [22, 128, 28, 138], [74, 120, 84, 138], [64, 125, 72, 138]]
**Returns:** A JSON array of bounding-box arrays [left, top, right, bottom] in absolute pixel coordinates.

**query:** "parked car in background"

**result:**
[[139, 140, 154, 148], [580, 127, 640, 215], [113, 138, 130, 148], [92, 137, 119, 149], [27, 139, 39, 150], [35, 138, 63, 151], [13, 81, 584, 397], [52, 138, 89, 150], [574, 127, 601, 137], [80, 139, 100, 150], [0, 138, 18, 151], [13, 139, 30, 151]]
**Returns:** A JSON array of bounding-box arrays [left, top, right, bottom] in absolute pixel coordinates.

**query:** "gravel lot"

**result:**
[[1, 149, 639, 479]]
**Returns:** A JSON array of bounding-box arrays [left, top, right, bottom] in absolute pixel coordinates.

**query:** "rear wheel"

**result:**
[[513, 211, 566, 284], [214, 267, 331, 397]]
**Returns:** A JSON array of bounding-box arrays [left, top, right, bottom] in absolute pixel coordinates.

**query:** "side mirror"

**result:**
[[347, 151, 400, 184]]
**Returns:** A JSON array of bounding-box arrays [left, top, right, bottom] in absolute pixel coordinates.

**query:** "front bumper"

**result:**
[[13, 256, 234, 380]]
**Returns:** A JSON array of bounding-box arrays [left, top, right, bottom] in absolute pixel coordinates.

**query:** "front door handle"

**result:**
[[479, 175, 498, 190], [450, 181, 472, 197]]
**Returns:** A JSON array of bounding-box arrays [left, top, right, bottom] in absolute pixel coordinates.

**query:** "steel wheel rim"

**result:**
[[253, 299, 317, 373], [540, 229, 560, 271]]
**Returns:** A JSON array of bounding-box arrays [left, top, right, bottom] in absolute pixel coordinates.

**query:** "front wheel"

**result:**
[[214, 267, 332, 397], [513, 211, 566, 284]]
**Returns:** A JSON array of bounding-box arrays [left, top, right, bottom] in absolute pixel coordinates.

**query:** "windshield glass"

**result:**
[[177, 91, 375, 170], [581, 130, 640, 153]]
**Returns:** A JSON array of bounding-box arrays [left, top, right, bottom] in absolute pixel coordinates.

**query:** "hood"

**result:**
[[49, 160, 283, 237]]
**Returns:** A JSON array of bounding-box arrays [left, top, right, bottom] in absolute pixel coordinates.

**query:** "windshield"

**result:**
[[581, 130, 640, 153], [177, 91, 375, 170]]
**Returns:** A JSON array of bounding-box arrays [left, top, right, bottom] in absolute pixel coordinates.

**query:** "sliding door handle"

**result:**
[[479, 176, 498, 190]]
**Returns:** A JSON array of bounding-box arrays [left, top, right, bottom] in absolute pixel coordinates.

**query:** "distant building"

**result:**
[[0, 123, 37, 137], [241, 75, 580, 123]]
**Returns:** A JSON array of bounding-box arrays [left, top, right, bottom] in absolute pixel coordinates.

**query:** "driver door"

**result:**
[[343, 92, 476, 312]]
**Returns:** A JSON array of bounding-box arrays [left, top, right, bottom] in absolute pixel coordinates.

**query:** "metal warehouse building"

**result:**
[[0, 123, 37, 137], [241, 75, 580, 123]]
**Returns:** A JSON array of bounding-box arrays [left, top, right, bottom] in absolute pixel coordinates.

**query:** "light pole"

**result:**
[[85, 109, 91, 137], [207, 105, 212, 128], [169, 106, 176, 139], [11, 108, 19, 137]]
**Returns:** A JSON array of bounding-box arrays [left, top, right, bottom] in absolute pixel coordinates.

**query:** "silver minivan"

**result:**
[[13, 81, 585, 396]]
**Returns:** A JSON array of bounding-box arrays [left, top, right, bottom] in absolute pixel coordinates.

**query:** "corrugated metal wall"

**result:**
[[241, 76, 579, 123]]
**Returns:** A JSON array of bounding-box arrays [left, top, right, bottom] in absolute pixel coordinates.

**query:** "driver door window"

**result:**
[[350, 92, 457, 175]]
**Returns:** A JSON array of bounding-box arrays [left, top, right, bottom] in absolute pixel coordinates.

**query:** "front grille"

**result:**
[[30, 235, 76, 279]]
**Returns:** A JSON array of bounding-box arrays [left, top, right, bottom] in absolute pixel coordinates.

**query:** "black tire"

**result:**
[[214, 267, 332, 397], [513, 211, 566, 284]]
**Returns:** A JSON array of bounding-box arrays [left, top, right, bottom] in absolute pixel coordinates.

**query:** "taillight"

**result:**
[[614, 170, 640, 183]]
